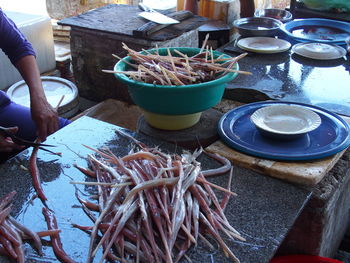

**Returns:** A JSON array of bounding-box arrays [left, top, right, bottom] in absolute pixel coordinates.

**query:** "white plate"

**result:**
[[291, 43, 346, 60], [250, 104, 322, 139], [237, 37, 291, 53]]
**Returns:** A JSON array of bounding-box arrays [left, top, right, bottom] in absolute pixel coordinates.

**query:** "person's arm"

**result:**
[[15, 55, 59, 141], [0, 9, 59, 141]]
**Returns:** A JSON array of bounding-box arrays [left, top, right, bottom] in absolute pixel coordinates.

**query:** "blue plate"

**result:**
[[281, 18, 350, 46], [218, 101, 350, 161]]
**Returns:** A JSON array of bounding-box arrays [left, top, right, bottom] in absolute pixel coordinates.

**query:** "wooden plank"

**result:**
[[206, 140, 345, 186]]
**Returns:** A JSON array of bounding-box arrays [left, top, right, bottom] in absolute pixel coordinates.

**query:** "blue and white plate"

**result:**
[[218, 101, 350, 161], [281, 18, 350, 46]]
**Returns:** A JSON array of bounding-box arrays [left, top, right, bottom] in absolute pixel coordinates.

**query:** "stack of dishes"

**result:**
[[218, 101, 350, 161]]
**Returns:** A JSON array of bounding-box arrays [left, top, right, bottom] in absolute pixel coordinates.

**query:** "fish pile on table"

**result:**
[[0, 130, 243, 263], [0, 191, 62, 262], [70, 132, 245, 263]]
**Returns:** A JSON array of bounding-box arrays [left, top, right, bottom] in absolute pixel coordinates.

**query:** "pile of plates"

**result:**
[[234, 17, 349, 59]]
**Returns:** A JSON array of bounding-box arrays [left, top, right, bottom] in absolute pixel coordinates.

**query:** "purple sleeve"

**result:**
[[0, 8, 36, 64]]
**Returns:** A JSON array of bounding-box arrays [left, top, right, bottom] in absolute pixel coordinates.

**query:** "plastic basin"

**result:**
[[114, 47, 239, 116]]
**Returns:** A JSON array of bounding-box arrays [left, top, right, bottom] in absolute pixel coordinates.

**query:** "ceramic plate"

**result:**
[[281, 18, 350, 46], [237, 37, 291, 53], [218, 101, 350, 161], [291, 43, 347, 60], [250, 104, 321, 139]]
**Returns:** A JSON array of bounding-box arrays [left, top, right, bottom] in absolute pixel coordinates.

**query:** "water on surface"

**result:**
[[225, 49, 350, 116]]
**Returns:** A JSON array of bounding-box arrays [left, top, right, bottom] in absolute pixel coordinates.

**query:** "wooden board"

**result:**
[[206, 140, 346, 186]]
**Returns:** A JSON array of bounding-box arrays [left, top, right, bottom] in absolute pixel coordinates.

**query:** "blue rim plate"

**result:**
[[281, 18, 350, 46], [218, 101, 350, 161]]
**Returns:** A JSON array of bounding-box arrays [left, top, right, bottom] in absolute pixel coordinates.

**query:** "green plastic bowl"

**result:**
[[114, 47, 239, 116]]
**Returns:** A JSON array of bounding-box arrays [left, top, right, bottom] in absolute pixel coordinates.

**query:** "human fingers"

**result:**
[[5, 126, 19, 135], [37, 121, 48, 142], [0, 137, 25, 152], [32, 103, 59, 141]]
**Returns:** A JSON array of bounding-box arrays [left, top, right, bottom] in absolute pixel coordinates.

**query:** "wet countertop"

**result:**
[[223, 41, 350, 116], [0, 116, 311, 263]]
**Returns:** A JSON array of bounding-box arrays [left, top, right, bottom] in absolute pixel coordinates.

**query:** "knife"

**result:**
[[138, 2, 180, 25]]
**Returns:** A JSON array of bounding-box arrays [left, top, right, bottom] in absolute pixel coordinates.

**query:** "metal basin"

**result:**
[[233, 17, 283, 37], [254, 8, 293, 23]]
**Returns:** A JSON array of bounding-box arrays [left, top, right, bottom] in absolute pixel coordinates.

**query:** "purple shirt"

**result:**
[[0, 8, 36, 64], [0, 8, 36, 106]]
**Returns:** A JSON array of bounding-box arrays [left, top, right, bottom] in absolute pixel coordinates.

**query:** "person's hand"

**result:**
[[31, 99, 59, 142], [14, 55, 60, 142], [0, 127, 25, 152]]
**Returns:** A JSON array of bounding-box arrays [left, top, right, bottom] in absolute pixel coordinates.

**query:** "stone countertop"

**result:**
[[222, 41, 350, 116], [0, 116, 311, 263]]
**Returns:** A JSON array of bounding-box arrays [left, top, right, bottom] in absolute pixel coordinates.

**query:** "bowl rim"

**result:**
[[254, 8, 293, 22], [114, 47, 239, 89], [254, 8, 292, 15], [281, 18, 350, 45], [233, 16, 283, 29], [250, 104, 322, 136]]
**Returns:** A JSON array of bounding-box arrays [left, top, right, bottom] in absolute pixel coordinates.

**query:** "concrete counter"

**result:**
[[0, 116, 311, 263]]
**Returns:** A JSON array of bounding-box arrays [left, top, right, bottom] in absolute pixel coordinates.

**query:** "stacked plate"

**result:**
[[237, 37, 291, 53], [218, 101, 350, 161], [281, 18, 350, 47], [291, 42, 347, 60]]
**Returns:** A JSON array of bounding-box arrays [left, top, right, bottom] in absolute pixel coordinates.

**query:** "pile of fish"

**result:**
[[0, 191, 52, 262], [0, 131, 243, 263], [103, 35, 251, 86], [72, 134, 245, 263]]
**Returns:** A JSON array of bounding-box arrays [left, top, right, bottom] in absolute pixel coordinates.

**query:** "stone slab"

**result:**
[[221, 41, 350, 117], [58, 4, 207, 41], [0, 116, 311, 263]]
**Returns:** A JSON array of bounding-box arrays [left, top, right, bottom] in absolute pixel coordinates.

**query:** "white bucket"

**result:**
[[6, 76, 79, 119]]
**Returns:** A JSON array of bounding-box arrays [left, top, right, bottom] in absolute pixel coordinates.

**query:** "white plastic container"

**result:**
[[0, 11, 56, 90]]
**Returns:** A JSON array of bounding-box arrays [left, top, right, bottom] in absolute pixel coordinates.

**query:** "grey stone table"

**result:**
[[220, 40, 350, 258], [0, 116, 311, 263], [222, 41, 350, 116]]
